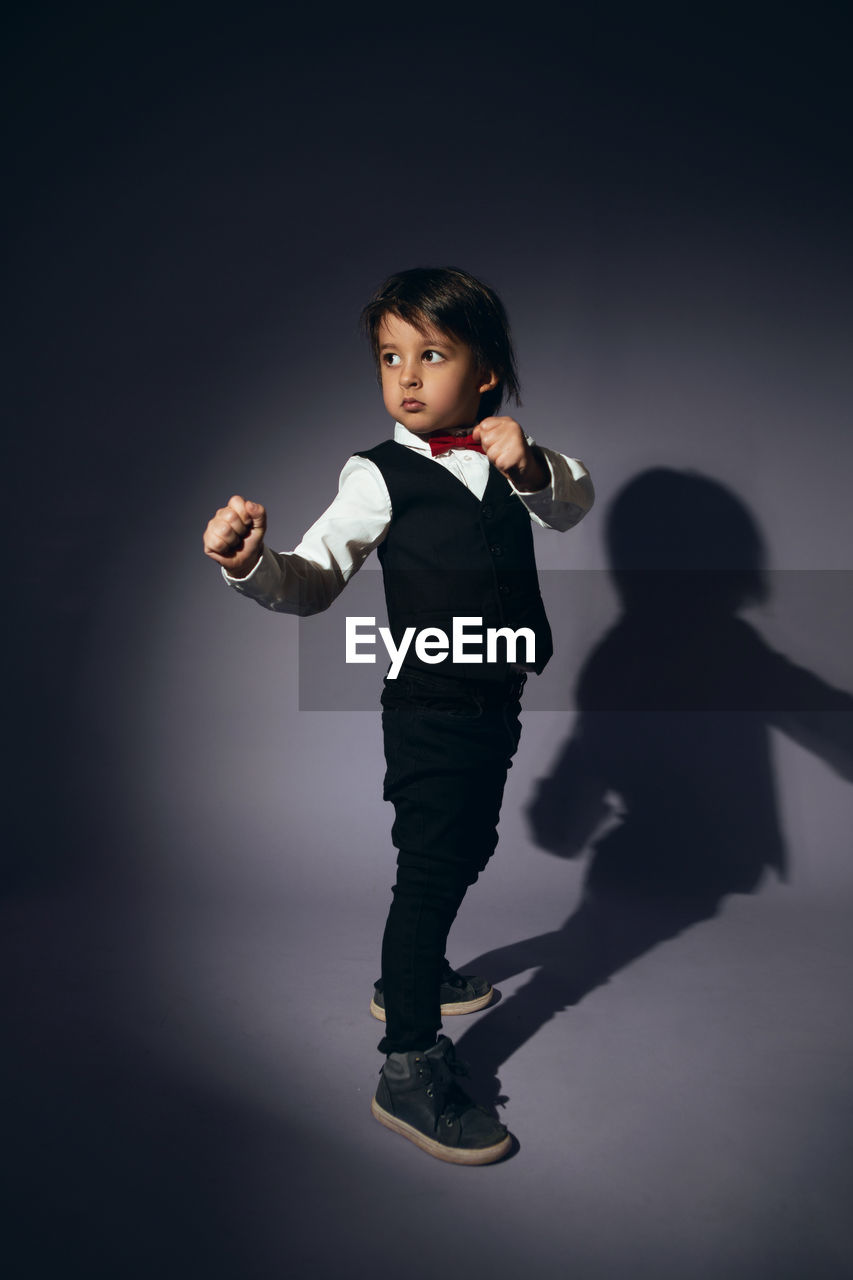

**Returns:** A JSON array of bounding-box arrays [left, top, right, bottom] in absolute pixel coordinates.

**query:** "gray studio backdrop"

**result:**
[[86, 236, 853, 894]]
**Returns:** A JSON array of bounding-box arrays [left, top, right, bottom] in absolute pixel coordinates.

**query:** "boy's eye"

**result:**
[[423, 350, 445, 363], [382, 353, 401, 367]]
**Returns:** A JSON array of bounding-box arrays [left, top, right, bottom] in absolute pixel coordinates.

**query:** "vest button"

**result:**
[[489, 545, 502, 556], [499, 584, 510, 596], [482, 505, 493, 519]]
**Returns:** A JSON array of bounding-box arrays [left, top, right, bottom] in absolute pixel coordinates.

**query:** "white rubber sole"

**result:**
[[371, 1096, 512, 1165], [370, 985, 494, 1022]]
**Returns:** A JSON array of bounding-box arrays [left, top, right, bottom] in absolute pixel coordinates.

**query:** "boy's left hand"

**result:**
[[472, 417, 549, 493]]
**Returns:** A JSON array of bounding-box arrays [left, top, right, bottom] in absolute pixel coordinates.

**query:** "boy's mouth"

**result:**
[[401, 399, 424, 410]]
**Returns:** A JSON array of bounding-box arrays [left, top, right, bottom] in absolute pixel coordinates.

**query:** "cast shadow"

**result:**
[[455, 468, 853, 1108]]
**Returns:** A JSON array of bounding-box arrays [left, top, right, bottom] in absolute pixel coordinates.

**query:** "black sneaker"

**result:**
[[370, 965, 493, 1022], [371, 1035, 511, 1165]]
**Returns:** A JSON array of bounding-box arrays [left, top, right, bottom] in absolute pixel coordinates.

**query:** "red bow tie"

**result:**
[[427, 432, 485, 458]]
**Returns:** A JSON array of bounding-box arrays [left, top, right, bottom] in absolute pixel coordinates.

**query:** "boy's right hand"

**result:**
[[203, 495, 267, 578]]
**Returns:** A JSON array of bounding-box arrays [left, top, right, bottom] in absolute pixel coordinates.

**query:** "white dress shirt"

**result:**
[[224, 422, 594, 615]]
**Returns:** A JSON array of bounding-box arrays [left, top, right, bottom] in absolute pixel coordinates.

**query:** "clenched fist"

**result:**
[[471, 417, 549, 493], [203, 494, 267, 578]]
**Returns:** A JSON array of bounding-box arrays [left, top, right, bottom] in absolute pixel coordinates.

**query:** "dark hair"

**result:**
[[360, 266, 520, 419]]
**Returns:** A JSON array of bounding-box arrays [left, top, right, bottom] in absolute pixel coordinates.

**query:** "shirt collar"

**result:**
[[394, 421, 432, 456]]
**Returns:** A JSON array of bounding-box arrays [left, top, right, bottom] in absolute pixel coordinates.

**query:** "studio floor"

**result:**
[[6, 816, 853, 1280]]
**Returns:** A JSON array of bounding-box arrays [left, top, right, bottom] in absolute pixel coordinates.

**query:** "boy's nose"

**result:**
[[400, 362, 421, 387]]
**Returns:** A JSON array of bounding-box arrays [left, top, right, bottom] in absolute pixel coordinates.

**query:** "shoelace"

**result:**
[[430, 1052, 473, 1124]]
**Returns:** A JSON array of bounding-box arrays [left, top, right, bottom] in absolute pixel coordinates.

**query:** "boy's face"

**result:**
[[377, 313, 497, 436]]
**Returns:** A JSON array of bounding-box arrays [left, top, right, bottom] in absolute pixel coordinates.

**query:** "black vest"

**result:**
[[356, 440, 553, 682]]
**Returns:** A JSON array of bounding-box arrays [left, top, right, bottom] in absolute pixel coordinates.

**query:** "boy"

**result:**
[[203, 267, 593, 1163]]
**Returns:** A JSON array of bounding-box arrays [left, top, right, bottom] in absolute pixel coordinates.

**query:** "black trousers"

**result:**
[[377, 668, 524, 1055]]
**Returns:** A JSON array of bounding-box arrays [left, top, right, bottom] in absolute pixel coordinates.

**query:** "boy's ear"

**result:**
[[478, 370, 499, 394]]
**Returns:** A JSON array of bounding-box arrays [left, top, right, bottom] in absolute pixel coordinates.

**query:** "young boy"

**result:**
[[203, 267, 593, 1164]]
